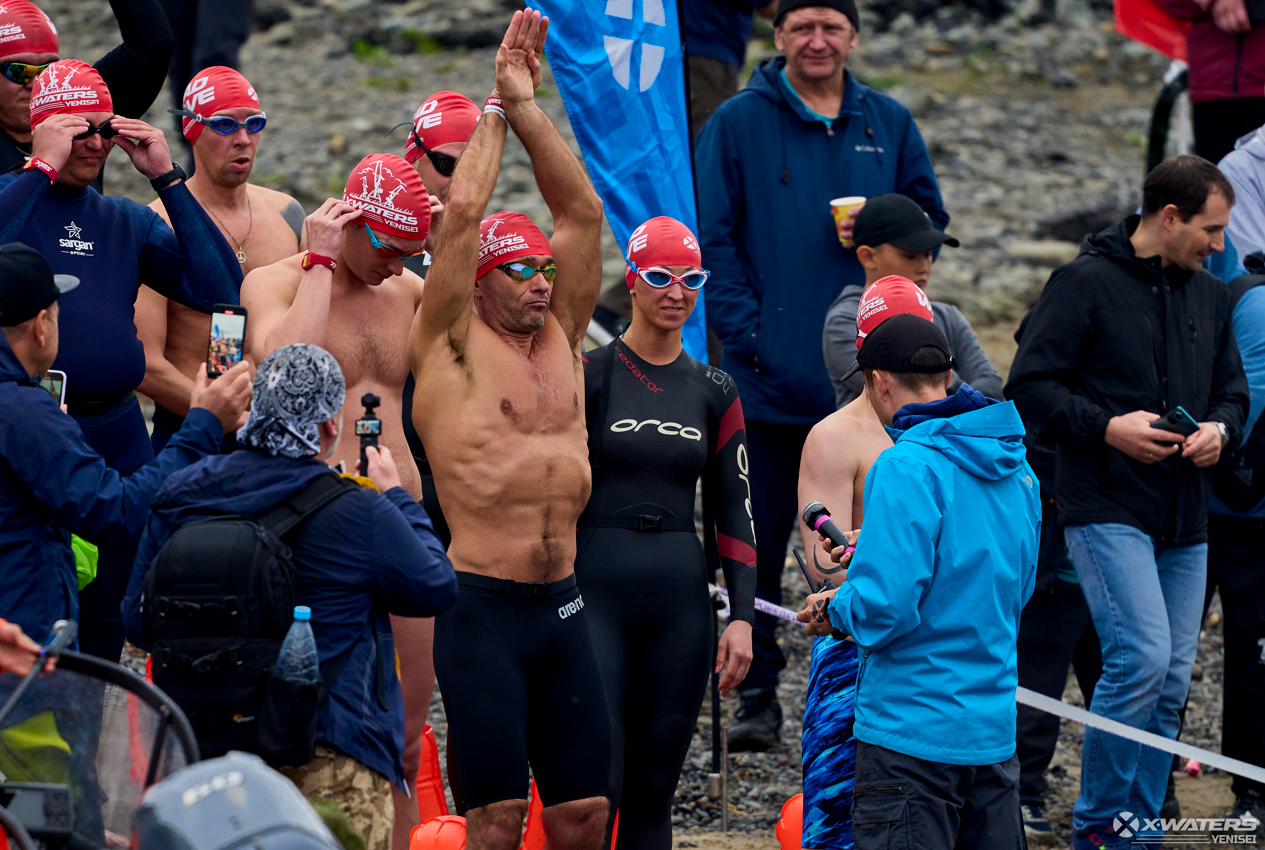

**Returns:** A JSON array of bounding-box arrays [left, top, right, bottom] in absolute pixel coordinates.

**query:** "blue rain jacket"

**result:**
[[828, 385, 1040, 765]]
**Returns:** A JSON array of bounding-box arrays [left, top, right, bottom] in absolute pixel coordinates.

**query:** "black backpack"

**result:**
[[142, 472, 360, 765], [1211, 256, 1265, 513]]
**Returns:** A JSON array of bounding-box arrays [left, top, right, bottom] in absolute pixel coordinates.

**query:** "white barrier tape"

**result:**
[[710, 585, 802, 624], [710, 585, 1265, 785]]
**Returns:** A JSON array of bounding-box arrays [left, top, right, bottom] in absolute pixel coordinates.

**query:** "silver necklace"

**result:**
[[205, 195, 254, 264]]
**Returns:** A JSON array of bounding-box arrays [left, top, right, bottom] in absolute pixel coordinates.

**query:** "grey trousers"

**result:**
[[852, 741, 1028, 850]]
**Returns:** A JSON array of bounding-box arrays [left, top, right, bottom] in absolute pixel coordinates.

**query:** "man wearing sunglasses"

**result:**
[[0, 60, 244, 663], [136, 66, 306, 454], [0, 0, 173, 194], [410, 12, 611, 850]]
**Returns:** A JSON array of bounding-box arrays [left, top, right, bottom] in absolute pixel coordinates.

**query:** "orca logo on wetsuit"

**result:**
[[558, 595, 585, 619], [610, 419, 703, 441]]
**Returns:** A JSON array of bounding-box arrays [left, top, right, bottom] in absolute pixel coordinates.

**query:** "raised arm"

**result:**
[[94, 0, 174, 120], [503, 11, 604, 350]]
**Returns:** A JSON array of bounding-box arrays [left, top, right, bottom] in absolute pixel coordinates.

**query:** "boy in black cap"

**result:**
[[0, 242, 251, 645], [823, 192, 1003, 408]]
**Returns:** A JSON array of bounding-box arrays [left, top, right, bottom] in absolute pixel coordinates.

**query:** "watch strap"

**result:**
[[150, 163, 186, 191]]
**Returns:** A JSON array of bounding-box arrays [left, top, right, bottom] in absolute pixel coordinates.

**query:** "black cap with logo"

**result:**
[[0, 243, 79, 327], [841, 312, 955, 382], [853, 193, 960, 252], [774, 0, 860, 31]]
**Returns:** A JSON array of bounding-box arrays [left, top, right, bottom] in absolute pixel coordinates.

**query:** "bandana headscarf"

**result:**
[[476, 212, 551, 279], [0, 1, 58, 59], [624, 216, 702, 289], [237, 344, 346, 459], [180, 65, 260, 144], [343, 153, 431, 241], [30, 60, 111, 129], [855, 275, 933, 349], [404, 91, 480, 165]]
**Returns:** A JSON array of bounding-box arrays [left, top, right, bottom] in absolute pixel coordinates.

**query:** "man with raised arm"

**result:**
[[408, 11, 609, 850]]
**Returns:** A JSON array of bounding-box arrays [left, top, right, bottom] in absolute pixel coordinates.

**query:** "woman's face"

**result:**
[[630, 264, 700, 333]]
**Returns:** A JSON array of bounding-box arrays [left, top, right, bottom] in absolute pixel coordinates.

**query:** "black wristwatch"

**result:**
[[149, 163, 186, 192]]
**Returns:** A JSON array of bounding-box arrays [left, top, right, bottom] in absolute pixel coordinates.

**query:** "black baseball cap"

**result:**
[[0, 243, 78, 327], [841, 312, 955, 382], [854, 193, 960, 252]]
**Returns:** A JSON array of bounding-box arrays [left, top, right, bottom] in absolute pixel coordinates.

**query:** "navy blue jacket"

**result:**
[[0, 171, 241, 404], [122, 451, 457, 790], [0, 334, 222, 644], [695, 58, 948, 424]]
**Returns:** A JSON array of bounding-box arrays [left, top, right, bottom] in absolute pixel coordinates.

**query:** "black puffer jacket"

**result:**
[[1006, 215, 1249, 546]]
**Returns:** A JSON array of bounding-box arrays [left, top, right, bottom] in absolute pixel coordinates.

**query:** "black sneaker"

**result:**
[[1228, 789, 1265, 836], [1161, 771, 1181, 821], [1022, 803, 1056, 845], [727, 688, 781, 752]]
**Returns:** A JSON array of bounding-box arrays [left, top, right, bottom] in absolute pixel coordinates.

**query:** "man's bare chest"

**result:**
[[324, 292, 416, 389]]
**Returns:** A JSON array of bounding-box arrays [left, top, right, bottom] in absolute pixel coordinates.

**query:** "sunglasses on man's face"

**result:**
[[365, 224, 424, 260], [497, 261, 558, 284], [0, 61, 52, 86], [168, 108, 267, 135], [386, 122, 458, 177], [72, 118, 119, 141]]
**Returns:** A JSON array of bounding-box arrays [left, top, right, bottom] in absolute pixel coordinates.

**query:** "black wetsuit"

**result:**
[[0, 0, 173, 194], [577, 338, 756, 850]]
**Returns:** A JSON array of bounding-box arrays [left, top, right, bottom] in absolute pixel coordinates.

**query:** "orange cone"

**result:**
[[409, 816, 467, 850], [520, 780, 546, 850], [776, 794, 803, 850], [416, 724, 450, 820]]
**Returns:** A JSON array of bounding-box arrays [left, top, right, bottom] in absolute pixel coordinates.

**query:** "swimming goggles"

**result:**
[[628, 261, 709, 290], [0, 61, 51, 86], [72, 118, 119, 141], [365, 224, 424, 259], [168, 108, 267, 135], [497, 261, 558, 283], [387, 122, 458, 177]]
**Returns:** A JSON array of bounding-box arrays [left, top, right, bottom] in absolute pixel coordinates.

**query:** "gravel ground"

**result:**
[[56, 0, 1241, 844]]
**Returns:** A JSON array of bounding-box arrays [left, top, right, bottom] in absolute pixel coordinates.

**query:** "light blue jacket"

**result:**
[[827, 386, 1040, 765]]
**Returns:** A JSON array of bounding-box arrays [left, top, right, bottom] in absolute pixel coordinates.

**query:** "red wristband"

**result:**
[[23, 156, 57, 184], [301, 252, 336, 273], [483, 96, 506, 119]]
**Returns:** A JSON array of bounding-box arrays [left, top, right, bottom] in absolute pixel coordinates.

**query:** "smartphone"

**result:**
[[40, 370, 66, 405], [1150, 405, 1200, 438], [207, 304, 247, 379]]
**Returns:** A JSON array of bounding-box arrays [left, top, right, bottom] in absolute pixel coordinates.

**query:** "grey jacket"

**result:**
[[824, 285, 1005, 408], [1220, 126, 1265, 257]]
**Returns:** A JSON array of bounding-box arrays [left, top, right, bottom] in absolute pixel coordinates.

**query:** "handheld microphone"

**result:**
[[801, 501, 855, 556], [43, 619, 77, 658], [355, 393, 382, 477]]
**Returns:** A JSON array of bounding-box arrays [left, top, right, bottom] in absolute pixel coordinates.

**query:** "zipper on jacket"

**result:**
[[856, 785, 905, 794], [1189, 315, 1198, 345]]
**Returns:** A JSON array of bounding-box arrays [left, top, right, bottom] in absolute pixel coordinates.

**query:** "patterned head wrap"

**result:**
[[237, 344, 345, 458]]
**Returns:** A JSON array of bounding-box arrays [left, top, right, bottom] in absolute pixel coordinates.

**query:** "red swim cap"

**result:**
[[624, 216, 701, 289], [343, 153, 432, 242], [180, 66, 261, 144], [855, 275, 933, 349], [0, 1, 58, 59], [30, 60, 111, 129], [477, 212, 552, 279], [404, 91, 480, 165]]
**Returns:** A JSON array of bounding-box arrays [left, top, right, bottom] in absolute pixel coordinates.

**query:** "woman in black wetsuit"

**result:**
[[577, 216, 756, 850]]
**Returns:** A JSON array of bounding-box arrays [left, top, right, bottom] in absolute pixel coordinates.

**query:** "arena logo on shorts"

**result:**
[[345, 159, 420, 233], [558, 595, 585, 620], [617, 349, 665, 393], [610, 418, 703, 441]]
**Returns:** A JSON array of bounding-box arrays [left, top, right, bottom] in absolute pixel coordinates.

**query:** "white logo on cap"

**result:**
[[345, 159, 419, 233], [479, 217, 529, 264], [31, 65, 100, 116]]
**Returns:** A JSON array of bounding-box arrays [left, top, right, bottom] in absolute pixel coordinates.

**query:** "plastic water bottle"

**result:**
[[274, 606, 320, 686]]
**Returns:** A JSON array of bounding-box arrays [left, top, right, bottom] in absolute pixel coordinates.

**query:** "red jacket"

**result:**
[[1165, 0, 1265, 102]]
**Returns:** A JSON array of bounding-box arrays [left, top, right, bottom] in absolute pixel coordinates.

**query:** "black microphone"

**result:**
[[801, 501, 854, 554]]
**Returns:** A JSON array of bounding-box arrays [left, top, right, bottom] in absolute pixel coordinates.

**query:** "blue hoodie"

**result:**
[[827, 386, 1040, 765], [121, 450, 458, 790], [0, 333, 222, 643], [694, 58, 948, 424]]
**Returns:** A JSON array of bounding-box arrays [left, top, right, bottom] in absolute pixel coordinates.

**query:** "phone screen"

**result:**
[[40, 371, 65, 404], [355, 420, 382, 436], [208, 308, 247, 377]]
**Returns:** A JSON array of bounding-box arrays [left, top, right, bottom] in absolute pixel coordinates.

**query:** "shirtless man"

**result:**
[[136, 65, 305, 451], [795, 275, 934, 850], [240, 151, 438, 832], [408, 11, 608, 850]]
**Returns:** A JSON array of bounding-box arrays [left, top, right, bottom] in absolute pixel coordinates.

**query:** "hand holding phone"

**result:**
[[1149, 405, 1200, 438], [40, 370, 66, 406], [207, 304, 247, 379], [1106, 410, 1185, 464]]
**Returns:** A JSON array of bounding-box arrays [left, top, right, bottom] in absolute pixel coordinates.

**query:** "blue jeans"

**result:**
[[1064, 523, 1207, 832]]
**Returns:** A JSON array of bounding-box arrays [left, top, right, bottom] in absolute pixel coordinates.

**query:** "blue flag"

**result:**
[[536, 0, 706, 361]]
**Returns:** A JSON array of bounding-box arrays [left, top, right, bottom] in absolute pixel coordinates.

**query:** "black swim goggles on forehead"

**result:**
[[0, 61, 52, 86], [386, 122, 458, 177], [73, 117, 119, 141], [168, 108, 267, 135]]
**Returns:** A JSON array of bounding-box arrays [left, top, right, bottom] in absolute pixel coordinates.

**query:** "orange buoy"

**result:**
[[776, 794, 803, 850], [416, 724, 450, 820], [409, 816, 467, 850]]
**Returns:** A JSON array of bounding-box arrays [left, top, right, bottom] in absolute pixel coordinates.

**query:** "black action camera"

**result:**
[[356, 393, 382, 477]]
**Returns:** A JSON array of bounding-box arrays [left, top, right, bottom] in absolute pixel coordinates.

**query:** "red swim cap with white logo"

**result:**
[[30, 60, 111, 129], [477, 212, 552, 279], [181, 65, 261, 144], [343, 153, 431, 242], [404, 91, 480, 165], [855, 275, 933, 349], [0, 1, 58, 59], [624, 216, 701, 289]]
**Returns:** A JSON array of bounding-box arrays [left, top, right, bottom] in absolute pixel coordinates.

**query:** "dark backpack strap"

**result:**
[[1228, 272, 1265, 313], [258, 473, 359, 538]]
